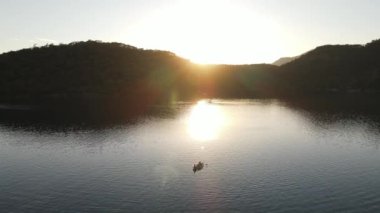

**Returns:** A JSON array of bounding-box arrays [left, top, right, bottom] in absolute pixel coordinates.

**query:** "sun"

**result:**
[[126, 0, 286, 64]]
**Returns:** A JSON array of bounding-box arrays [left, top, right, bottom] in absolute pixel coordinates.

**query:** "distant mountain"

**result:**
[[273, 56, 298, 66]]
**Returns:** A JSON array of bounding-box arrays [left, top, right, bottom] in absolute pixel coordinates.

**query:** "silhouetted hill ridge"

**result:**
[[0, 40, 277, 105], [1, 39, 380, 107], [277, 39, 380, 93]]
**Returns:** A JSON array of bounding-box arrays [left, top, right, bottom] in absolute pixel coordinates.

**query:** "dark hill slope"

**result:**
[[0, 41, 198, 103], [197, 64, 278, 97], [0, 41, 277, 105], [277, 39, 380, 94], [2, 38, 379, 109]]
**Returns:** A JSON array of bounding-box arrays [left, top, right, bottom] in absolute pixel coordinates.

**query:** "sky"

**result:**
[[1, 0, 380, 64]]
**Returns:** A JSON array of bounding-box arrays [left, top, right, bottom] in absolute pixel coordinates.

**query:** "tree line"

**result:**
[[0, 39, 379, 106]]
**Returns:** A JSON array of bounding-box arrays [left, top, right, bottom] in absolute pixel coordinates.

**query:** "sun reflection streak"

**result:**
[[187, 101, 225, 141]]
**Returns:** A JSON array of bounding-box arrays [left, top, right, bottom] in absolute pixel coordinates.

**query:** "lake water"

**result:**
[[1, 98, 380, 212]]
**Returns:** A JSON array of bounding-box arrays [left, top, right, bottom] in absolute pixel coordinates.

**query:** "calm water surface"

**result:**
[[1, 99, 380, 212]]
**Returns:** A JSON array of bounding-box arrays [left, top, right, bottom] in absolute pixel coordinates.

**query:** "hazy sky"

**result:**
[[1, 0, 380, 64]]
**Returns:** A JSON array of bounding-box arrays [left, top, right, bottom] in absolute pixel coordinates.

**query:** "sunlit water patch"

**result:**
[[187, 100, 226, 141]]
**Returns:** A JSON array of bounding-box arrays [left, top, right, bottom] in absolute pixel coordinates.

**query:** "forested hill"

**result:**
[[0, 41, 197, 102], [1, 39, 380, 107], [0, 41, 277, 105], [276, 39, 380, 94]]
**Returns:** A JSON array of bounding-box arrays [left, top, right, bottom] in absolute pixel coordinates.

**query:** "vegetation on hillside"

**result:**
[[0, 41, 277, 104], [0, 39, 380, 108], [277, 39, 380, 94]]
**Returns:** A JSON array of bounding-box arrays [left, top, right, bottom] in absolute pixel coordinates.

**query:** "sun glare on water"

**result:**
[[126, 0, 286, 64], [187, 101, 225, 141]]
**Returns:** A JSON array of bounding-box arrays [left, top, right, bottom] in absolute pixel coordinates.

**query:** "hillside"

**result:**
[[0, 41, 277, 106], [1, 39, 380, 110], [0, 41, 200, 102], [276, 39, 380, 94]]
